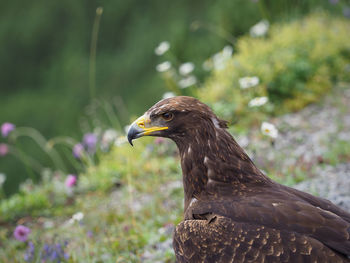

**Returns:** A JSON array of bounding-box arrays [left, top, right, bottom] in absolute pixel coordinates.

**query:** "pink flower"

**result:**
[[0, 143, 9, 156], [13, 225, 31, 242], [65, 174, 77, 187], [1, 122, 15, 137], [154, 137, 166, 145]]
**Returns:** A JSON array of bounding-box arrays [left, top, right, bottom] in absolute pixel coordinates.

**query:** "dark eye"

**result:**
[[161, 112, 174, 121]]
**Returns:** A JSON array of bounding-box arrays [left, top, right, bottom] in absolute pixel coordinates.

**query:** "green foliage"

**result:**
[[0, 138, 183, 262], [0, 189, 50, 222], [200, 13, 350, 123]]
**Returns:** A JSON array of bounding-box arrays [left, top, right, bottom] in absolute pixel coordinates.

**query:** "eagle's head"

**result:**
[[127, 96, 228, 146]]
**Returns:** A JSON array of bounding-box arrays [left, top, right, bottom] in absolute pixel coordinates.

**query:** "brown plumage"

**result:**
[[127, 96, 350, 263]]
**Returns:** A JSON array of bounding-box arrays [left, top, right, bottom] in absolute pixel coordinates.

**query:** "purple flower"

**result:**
[[41, 241, 69, 262], [83, 133, 97, 153], [13, 225, 31, 242], [65, 174, 77, 187], [329, 0, 339, 4], [24, 241, 35, 262], [1, 122, 15, 138], [87, 230, 93, 238], [72, 143, 84, 159], [0, 143, 9, 156]]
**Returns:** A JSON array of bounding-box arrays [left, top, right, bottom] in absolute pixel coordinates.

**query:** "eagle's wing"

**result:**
[[187, 190, 350, 258], [173, 216, 349, 263]]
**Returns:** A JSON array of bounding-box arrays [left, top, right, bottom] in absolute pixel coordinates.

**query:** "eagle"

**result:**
[[127, 96, 350, 262]]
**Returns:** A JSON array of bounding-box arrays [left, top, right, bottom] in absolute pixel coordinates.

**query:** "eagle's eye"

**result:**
[[161, 112, 174, 121]]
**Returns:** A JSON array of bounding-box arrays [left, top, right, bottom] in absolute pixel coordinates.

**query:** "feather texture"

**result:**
[[134, 96, 350, 262]]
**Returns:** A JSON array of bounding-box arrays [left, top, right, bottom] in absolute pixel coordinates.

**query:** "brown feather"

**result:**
[[137, 96, 350, 262]]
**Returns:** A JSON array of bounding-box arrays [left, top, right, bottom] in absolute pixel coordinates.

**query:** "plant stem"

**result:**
[[11, 127, 67, 172], [89, 7, 104, 101], [8, 146, 44, 175]]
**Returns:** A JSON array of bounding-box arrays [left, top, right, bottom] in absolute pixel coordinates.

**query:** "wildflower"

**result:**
[[162, 92, 175, 99], [261, 122, 278, 139], [65, 174, 77, 188], [1, 122, 15, 137], [239, 76, 259, 89], [178, 75, 197, 89], [102, 129, 117, 143], [83, 133, 97, 153], [329, 0, 339, 4], [101, 129, 118, 150], [156, 61, 172, 72], [222, 45, 233, 57], [72, 143, 84, 159], [206, 45, 234, 71], [0, 143, 9, 156], [154, 41, 170, 56], [248, 96, 268, 107], [72, 212, 84, 222], [41, 242, 69, 262], [13, 225, 31, 242], [43, 220, 54, 229], [87, 230, 94, 238], [0, 173, 6, 187], [250, 20, 269, 37], [154, 137, 166, 145], [114, 136, 127, 146], [179, 62, 195, 76], [24, 241, 35, 262]]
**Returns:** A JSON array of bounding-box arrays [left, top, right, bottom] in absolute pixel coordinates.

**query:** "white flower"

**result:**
[[72, 212, 84, 222], [162, 92, 176, 99], [203, 45, 233, 71], [43, 220, 54, 229], [178, 76, 197, 89], [239, 76, 259, 89], [179, 62, 195, 76], [261, 122, 278, 139], [0, 173, 6, 187], [101, 129, 118, 151], [212, 45, 233, 70], [154, 41, 170, 56], [250, 20, 269, 37], [156, 61, 172, 72], [66, 212, 84, 225], [102, 129, 118, 143], [114, 136, 127, 146], [248, 96, 268, 107], [222, 45, 233, 57]]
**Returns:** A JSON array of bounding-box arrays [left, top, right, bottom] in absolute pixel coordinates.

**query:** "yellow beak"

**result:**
[[127, 115, 168, 145]]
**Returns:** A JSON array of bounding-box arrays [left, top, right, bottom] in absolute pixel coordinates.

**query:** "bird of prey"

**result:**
[[127, 96, 350, 262]]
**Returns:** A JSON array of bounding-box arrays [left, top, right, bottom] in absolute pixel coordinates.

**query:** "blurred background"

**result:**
[[1, 0, 350, 262], [0, 0, 348, 195]]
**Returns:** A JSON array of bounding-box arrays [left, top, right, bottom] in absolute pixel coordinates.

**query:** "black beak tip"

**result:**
[[128, 137, 134, 146]]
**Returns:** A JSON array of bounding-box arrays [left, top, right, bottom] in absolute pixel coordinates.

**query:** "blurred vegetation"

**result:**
[[200, 13, 350, 124], [1, 1, 350, 261], [1, 0, 348, 194]]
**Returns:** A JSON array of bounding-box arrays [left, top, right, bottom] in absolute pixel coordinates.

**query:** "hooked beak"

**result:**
[[127, 115, 168, 146]]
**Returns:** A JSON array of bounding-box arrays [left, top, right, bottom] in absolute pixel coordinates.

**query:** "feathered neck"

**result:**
[[173, 118, 268, 211]]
